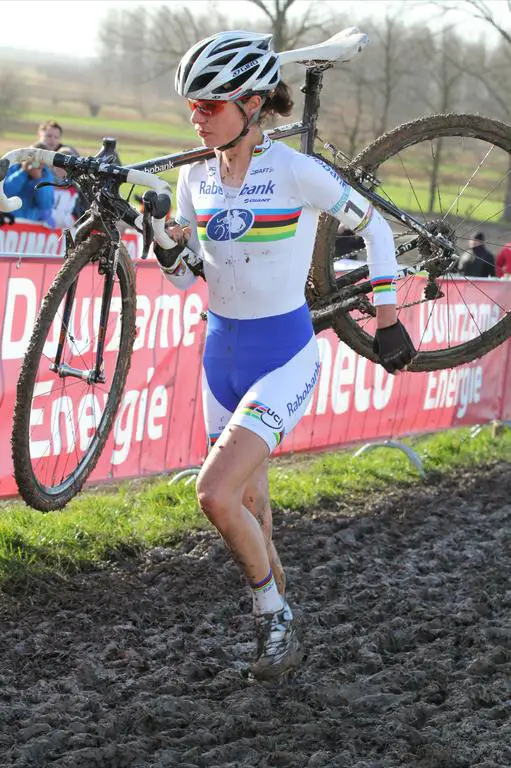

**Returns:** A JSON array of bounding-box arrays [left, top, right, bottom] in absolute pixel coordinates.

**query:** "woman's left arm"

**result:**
[[293, 154, 416, 370], [291, 153, 398, 311]]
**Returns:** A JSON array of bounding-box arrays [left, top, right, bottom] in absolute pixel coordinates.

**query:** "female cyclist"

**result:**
[[155, 30, 416, 681]]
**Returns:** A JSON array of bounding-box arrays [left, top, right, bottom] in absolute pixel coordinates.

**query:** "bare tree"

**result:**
[[249, 0, 325, 51], [442, 0, 511, 46], [94, 0, 328, 116], [367, 15, 413, 137], [432, 0, 511, 218], [324, 68, 371, 157]]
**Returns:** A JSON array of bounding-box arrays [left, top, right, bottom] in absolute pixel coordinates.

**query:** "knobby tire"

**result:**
[[311, 113, 511, 371], [12, 235, 136, 511]]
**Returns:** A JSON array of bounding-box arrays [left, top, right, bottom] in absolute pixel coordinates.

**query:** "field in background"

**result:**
[[2, 98, 510, 228], [1, 99, 199, 190], [370, 136, 511, 226]]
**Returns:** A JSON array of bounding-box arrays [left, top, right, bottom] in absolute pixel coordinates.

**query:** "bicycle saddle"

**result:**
[[279, 27, 368, 67]]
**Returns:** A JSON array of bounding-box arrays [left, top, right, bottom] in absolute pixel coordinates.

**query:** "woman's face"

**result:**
[[189, 96, 260, 147]]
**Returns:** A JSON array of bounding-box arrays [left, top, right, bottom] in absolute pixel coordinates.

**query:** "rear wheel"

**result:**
[[311, 113, 511, 371], [11, 234, 136, 511]]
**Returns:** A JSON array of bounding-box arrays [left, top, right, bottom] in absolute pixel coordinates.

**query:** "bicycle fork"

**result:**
[[49, 241, 120, 385]]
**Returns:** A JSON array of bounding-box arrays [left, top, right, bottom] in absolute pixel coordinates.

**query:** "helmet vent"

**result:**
[[215, 40, 252, 54], [260, 56, 277, 78]]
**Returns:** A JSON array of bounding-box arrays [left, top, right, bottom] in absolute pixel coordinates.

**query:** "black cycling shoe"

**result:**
[[252, 600, 301, 681]]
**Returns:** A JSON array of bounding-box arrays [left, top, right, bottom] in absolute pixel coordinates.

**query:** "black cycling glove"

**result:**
[[154, 241, 205, 279], [372, 320, 417, 374], [153, 241, 185, 271]]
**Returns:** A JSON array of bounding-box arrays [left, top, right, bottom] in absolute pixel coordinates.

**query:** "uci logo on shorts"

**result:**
[[206, 208, 254, 241]]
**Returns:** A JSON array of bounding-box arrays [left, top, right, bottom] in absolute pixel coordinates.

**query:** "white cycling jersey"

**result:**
[[162, 135, 399, 452], [164, 134, 398, 317]]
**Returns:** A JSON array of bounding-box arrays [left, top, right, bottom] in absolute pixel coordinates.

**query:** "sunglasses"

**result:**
[[187, 99, 228, 117]]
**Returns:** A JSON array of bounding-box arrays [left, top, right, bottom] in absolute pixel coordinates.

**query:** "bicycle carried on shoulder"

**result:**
[[2, 27, 511, 511]]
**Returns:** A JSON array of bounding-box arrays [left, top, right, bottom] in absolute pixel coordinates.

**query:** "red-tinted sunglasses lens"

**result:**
[[187, 99, 226, 116]]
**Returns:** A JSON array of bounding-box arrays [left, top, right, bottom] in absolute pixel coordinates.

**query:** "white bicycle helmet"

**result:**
[[175, 30, 280, 101]]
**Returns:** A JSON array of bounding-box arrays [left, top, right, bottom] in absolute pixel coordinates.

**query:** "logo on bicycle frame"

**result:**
[[206, 208, 254, 241]]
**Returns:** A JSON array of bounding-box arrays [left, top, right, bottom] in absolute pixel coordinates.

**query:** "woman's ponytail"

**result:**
[[260, 81, 294, 120]]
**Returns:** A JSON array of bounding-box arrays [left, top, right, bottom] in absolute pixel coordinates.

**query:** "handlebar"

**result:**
[[0, 146, 178, 251]]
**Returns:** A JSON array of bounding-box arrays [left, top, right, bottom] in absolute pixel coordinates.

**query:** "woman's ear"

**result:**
[[246, 94, 263, 117]]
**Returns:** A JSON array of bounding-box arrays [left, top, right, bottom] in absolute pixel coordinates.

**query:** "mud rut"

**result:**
[[1, 462, 510, 768]]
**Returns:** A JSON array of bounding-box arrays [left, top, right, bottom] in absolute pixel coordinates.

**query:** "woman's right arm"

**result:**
[[154, 166, 203, 290]]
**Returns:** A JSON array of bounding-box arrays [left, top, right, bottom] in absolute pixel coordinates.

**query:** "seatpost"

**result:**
[[300, 68, 324, 155]]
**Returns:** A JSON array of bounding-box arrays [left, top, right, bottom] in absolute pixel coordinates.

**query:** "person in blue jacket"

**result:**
[[4, 156, 55, 227]]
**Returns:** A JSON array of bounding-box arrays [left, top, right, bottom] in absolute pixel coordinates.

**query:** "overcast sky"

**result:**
[[0, 0, 505, 58]]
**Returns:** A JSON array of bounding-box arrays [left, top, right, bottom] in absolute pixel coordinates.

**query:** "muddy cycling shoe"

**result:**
[[252, 600, 301, 681]]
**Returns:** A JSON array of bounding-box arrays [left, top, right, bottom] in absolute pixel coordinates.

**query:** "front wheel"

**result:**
[[11, 234, 136, 511], [311, 113, 511, 371]]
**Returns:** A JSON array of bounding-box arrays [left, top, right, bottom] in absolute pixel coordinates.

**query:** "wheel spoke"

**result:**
[[12, 236, 136, 511], [314, 115, 511, 371]]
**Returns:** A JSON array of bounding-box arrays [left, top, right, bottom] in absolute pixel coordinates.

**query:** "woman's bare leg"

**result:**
[[196, 424, 299, 679], [196, 424, 275, 586], [242, 459, 286, 596]]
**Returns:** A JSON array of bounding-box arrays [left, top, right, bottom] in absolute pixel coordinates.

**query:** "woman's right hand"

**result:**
[[154, 219, 192, 270], [165, 220, 191, 246]]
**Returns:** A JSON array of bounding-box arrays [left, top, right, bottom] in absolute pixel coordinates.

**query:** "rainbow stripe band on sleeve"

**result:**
[[353, 205, 374, 232], [371, 275, 397, 295]]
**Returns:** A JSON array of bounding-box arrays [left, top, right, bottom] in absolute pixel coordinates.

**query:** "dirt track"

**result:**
[[1, 462, 510, 768]]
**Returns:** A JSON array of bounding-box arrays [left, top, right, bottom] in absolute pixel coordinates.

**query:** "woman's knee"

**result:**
[[196, 473, 236, 528]]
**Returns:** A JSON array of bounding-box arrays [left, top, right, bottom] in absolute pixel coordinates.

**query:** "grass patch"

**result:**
[[1, 426, 510, 587], [378, 181, 504, 222], [21, 110, 196, 143]]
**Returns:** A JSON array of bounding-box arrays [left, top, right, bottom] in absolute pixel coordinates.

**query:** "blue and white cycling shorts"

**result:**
[[202, 304, 321, 453]]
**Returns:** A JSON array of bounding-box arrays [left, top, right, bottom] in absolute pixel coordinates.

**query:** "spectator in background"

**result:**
[[134, 193, 145, 215], [458, 231, 495, 278], [50, 145, 83, 228], [37, 120, 63, 151], [495, 239, 511, 279], [4, 153, 55, 227], [37, 119, 78, 156]]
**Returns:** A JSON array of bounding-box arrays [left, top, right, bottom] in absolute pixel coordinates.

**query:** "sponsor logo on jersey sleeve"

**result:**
[[329, 189, 350, 215], [313, 156, 350, 189]]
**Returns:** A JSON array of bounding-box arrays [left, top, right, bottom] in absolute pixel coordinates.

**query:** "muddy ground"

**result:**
[[1, 462, 510, 768]]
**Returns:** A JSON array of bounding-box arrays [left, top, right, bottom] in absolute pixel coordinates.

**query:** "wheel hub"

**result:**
[[416, 219, 458, 300]]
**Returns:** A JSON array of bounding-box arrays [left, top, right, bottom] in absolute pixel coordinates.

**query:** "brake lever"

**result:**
[[35, 180, 74, 191], [141, 203, 154, 260]]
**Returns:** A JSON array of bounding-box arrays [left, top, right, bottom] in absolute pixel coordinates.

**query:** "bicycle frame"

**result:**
[[126, 67, 455, 260], [51, 65, 456, 386]]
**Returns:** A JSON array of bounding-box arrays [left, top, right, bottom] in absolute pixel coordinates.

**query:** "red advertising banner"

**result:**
[[0, 220, 141, 260], [1, 222, 510, 499]]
